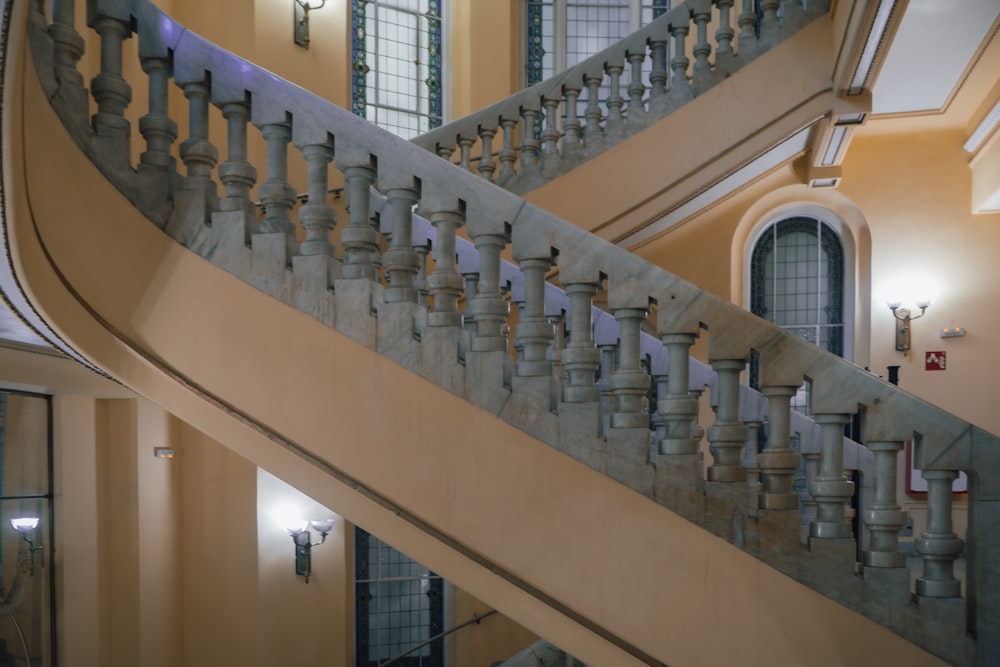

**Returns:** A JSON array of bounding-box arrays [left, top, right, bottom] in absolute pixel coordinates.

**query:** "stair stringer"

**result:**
[[0, 6, 959, 667]]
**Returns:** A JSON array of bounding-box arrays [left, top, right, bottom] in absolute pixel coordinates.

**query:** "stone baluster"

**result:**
[[519, 108, 541, 177], [691, 1, 714, 93], [426, 209, 465, 326], [219, 99, 257, 219], [658, 334, 699, 455], [784, 0, 809, 32], [648, 39, 669, 115], [138, 55, 178, 175], [915, 470, 963, 597], [737, 0, 759, 60], [179, 81, 219, 214], [862, 441, 908, 567], [297, 142, 336, 256], [540, 97, 562, 172], [515, 257, 555, 376], [626, 50, 648, 131], [382, 188, 420, 302], [497, 118, 518, 184], [437, 144, 455, 162], [50, 0, 85, 87], [707, 360, 748, 482], [583, 75, 603, 147], [759, 0, 781, 48], [477, 126, 497, 182], [257, 123, 295, 235], [714, 0, 736, 75], [340, 164, 378, 278], [757, 386, 802, 509], [809, 413, 854, 538], [610, 308, 650, 429], [89, 12, 132, 153], [562, 85, 583, 162], [469, 233, 509, 352], [669, 22, 694, 108], [458, 136, 474, 173], [414, 244, 431, 307], [562, 283, 601, 402], [604, 64, 626, 141], [462, 273, 479, 333]]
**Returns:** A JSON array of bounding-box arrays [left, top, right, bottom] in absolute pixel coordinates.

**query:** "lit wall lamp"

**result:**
[[286, 518, 336, 582], [10, 518, 43, 576], [294, 0, 327, 49], [888, 300, 930, 354]]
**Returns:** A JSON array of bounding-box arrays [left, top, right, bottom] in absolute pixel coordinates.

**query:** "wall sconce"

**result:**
[[286, 518, 336, 582], [10, 517, 43, 576], [888, 300, 930, 354], [294, 0, 327, 49]]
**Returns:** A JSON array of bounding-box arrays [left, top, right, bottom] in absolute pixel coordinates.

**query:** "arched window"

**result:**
[[749, 216, 845, 413]]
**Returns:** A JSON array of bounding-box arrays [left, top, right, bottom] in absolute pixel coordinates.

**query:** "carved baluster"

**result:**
[[138, 55, 178, 192], [604, 63, 625, 141], [691, 0, 714, 93], [179, 81, 219, 214], [297, 142, 336, 256], [88, 12, 132, 155], [648, 38, 669, 116], [339, 164, 378, 278], [759, 0, 781, 48], [916, 470, 963, 597], [583, 74, 603, 147], [458, 136, 474, 173], [258, 122, 297, 238], [562, 283, 601, 402], [519, 107, 541, 177], [497, 118, 518, 184], [219, 99, 257, 219], [469, 233, 509, 351], [477, 126, 496, 182], [757, 386, 802, 509], [562, 84, 583, 162], [714, 0, 737, 75], [707, 360, 748, 481], [659, 334, 699, 455], [611, 308, 650, 428], [515, 257, 555, 376], [462, 273, 479, 333], [382, 188, 420, 303], [669, 22, 694, 108], [809, 413, 854, 538], [862, 441, 907, 567], [437, 144, 455, 162], [626, 51, 648, 132], [737, 0, 759, 60], [539, 97, 562, 172], [51, 0, 85, 88], [426, 210, 465, 326]]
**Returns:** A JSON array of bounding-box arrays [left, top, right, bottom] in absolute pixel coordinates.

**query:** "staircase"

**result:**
[[1, 0, 997, 665]]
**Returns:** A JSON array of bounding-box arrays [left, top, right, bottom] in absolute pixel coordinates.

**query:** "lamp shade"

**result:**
[[10, 517, 39, 533], [310, 518, 336, 535], [285, 520, 309, 536]]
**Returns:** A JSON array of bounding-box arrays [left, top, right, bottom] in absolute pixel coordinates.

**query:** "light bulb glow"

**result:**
[[10, 517, 39, 534], [285, 520, 308, 536], [310, 518, 336, 535]]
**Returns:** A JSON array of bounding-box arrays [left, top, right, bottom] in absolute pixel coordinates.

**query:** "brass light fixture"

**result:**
[[888, 300, 930, 354], [286, 518, 336, 582], [294, 0, 328, 48]]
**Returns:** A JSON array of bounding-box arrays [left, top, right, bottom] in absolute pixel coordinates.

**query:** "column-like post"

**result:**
[[469, 233, 509, 352], [414, 244, 431, 306], [297, 143, 336, 256], [219, 100, 258, 218], [458, 136, 474, 172], [669, 23, 693, 106], [648, 39, 668, 104], [583, 75, 603, 145], [462, 273, 479, 333], [757, 386, 801, 509], [862, 441, 908, 567], [737, 0, 759, 60], [809, 413, 854, 538], [138, 56, 178, 171], [340, 165, 379, 278], [89, 15, 132, 137], [626, 51, 648, 129], [179, 81, 219, 211], [563, 86, 583, 157], [611, 308, 650, 429], [259, 123, 297, 236], [759, 0, 781, 47], [540, 98, 562, 163], [51, 0, 85, 87], [659, 334, 699, 455], [714, 0, 736, 74], [426, 210, 465, 326], [477, 126, 496, 182], [707, 359, 748, 482], [515, 257, 555, 376], [437, 145, 455, 162], [519, 108, 541, 174], [382, 188, 420, 302], [497, 118, 518, 184], [562, 283, 601, 402], [916, 470, 963, 597], [691, 1, 713, 91], [604, 64, 625, 139]]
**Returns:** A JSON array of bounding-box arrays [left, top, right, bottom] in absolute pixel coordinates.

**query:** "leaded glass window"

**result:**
[[355, 528, 444, 667], [750, 217, 845, 414], [352, 0, 443, 139]]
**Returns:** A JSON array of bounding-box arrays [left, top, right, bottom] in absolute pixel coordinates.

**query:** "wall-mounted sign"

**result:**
[[925, 351, 946, 371]]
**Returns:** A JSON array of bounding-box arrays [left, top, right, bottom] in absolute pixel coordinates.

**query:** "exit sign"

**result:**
[[925, 351, 947, 371]]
